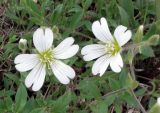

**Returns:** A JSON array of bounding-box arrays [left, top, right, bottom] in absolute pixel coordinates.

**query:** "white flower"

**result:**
[[14, 28, 79, 91], [81, 17, 132, 76]]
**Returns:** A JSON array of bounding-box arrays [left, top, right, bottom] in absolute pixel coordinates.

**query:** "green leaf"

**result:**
[[4, 97, 13, 111], [78, 79, 101, 99], [73, 110, 88, 113], [23, 98, 38, 113], [126, 74, 139, 90], [115, 104, 122, 113], [117, 5, 129, 26], [82, 0, 93, 10], [5, 73, 20, 85], [149, 97, 157, 109], [156, 20, 160, 32], [139, 44, 155, 57], [30, 108, 46, 113], [51, 91, 76, 113], [104, 95, 116, 106], [0, 100, 6, 112], [84, 20, 92, 31], [90, 100, 108, 113], [24, 0, 43, 17], [109, 78, 120, 90], [144, 23, 157, 40], [15, 84, 27, 113], [119, 69, 128, 88], [120, 0, 134, 18], [51, 4, 63, 24], [156, 0, 160, 20], [69, 10, 84, 29], [121, 92, 137, 107], [0, 90, 15, 97]]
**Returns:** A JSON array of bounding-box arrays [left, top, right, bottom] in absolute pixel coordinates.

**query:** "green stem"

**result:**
[[129, 63, 136, 80], [102, 88, 127, 99], [130, 89, 147, 113], [73, 31, 93, 39]]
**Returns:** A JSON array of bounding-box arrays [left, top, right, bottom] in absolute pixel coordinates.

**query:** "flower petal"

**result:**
[[33, 28, 45, 52], [99, 58, 110, 76], [110, 53, 123, 73], [33, 28, 53, 52], [44, 28, 54, 50], [51, 60, 74, 84], [54, 45, 79, 59], [32, 65, 46, 91], [52, 60, 75, 79], [92, 55, 107, 75], [81, 44, 105, 55], [83, 51, 106, 61], [25, 63, 46, 91], [14, 54, 39, 72], [114, 25, 132, 46], [92, 17, 113, 43], [100, 17, 113, 40], [54, 37, 74, 55]]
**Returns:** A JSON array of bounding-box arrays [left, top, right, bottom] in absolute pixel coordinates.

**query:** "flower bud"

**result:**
[[133, 25, 144, 43], [149, 97, 160, 113], [148, 35, 159, 46], [52, 26, 59, 34], [33, 0, 37, 3], [19, 39, 27, 53], [139, 25, 144, 32]]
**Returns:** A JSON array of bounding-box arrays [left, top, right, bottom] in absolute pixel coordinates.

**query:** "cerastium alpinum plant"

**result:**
[[1, 0, 160, 113]]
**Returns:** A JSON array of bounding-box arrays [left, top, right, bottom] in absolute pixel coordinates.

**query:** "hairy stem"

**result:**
[[74, 31, 93, 39], [102, 88, 127, 99], [130, 88, 147, 113]]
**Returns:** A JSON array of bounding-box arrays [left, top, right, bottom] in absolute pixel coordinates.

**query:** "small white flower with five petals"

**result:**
[[14, 28, 79, 91], [81, 17, 132, 76]]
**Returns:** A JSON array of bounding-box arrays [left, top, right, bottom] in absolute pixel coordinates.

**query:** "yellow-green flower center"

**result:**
[[38, 49, 54, 65], [105, 38, 121, 56]]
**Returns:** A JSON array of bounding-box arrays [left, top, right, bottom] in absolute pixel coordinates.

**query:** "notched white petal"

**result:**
[[50, 60, 71, 84], [55, 60, 75, 79], [33, 28, 45, 52], [99, 59, 110, 76], [15, 54, 39, 72], [33, 28, 54, 52], [100, 17, 113, 40], [110, 53, 123, 73], [54, 37, 74, 55], [114, 25, 132, 46], [81, 44, 105, 55], [44, 28, 54, 50], [25, 64, 46, 91], [92, 18, 113, 43], [92, 55, 106, 75], [82, 49, 106, 61], [32, 65, 46, 91], [54, 44, 79, 59]]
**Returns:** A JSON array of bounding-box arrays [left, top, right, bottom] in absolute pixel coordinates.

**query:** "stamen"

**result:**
[[105, 40, 121, 56], [38, 49, 54, 66]]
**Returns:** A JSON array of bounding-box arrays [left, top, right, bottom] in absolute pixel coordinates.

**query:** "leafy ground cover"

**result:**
[[0, 0, 160, 113]]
